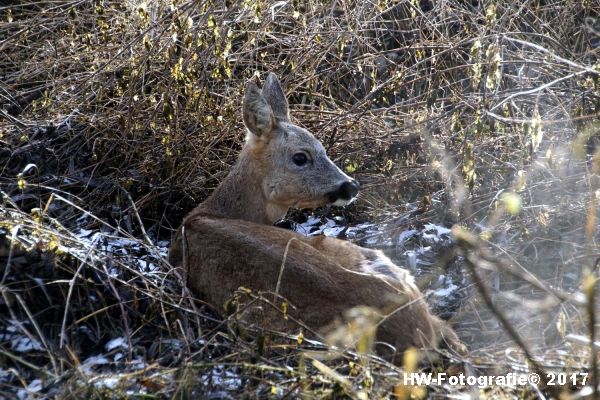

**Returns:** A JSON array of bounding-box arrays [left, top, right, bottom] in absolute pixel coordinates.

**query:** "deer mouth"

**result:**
[[324, 180, 360, 206], [330, 196, 357, 206]]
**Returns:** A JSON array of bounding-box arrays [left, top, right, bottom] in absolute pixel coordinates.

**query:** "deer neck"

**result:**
[[196, 148, 287, 225]]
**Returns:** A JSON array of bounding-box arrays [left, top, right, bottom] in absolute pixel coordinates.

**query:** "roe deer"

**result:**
[[169, 73, 463, 361]]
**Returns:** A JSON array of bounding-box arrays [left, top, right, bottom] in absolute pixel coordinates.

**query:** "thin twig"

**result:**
[[59, 235, 99, 350], [460, 248, 560, 398], [275, 237, 297, 299]]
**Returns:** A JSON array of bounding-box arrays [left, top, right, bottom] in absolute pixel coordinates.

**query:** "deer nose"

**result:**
[[339, 179, 360, 200], [326, 179, 360, 204]]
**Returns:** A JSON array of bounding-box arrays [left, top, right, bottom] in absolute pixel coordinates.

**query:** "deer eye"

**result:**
[[292, 152, 308, 166]]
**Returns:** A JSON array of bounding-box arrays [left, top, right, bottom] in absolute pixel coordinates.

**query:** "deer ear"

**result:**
[[243, 82, 275, 138], [262, 73, 289, 121]]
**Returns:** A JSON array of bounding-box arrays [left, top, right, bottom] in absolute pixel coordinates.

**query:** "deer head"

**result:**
[[240, 73, 360, 222]]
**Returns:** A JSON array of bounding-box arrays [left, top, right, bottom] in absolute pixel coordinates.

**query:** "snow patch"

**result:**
[[81, 355, 110, 374], [0, 325, 44, 353], [432, 283, 459, 298], [17, 379, 42, 400], [200, 365, 242, 391], [106, 337, 128, 352], [93, 376, 120, 389]]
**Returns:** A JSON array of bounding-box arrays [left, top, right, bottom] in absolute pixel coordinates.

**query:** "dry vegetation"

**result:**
[[1, 0, 600, 398]]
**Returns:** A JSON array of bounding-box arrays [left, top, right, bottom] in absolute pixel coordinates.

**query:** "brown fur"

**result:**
[[169, 73, 463, 361]]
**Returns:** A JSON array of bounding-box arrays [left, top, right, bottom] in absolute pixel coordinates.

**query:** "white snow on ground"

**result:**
[[432, 283, 459, 298], [16, 379, 42, 400], [81, 355, 110, 374], [422, 223, 452, 243], [106, 336, 128, 352], [53, 213, 170, 277], [200, 365, 243, 391], [72, 229, 168, 274], [93, 376, 120, 389], [11, 336, 43, 353], [397, 229, 418, 243], [0, 324, 43, 353], [424, 223, 452, 236]]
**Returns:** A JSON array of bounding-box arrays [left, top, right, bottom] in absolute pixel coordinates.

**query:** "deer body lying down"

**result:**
[[169, 73, 462, 359]]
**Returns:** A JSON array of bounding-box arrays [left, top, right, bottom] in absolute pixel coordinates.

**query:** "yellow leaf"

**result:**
[[384, 159, 393, 171], [485, 3, 496, 24], [17, 175, 26, 190], [500, 192, 521, 215], [357, 391, 368, 400], [403, 347, 419, 372], [345, 161, 358, 173], [207, 15, 215, 27], [296, 331, 304, 345]]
